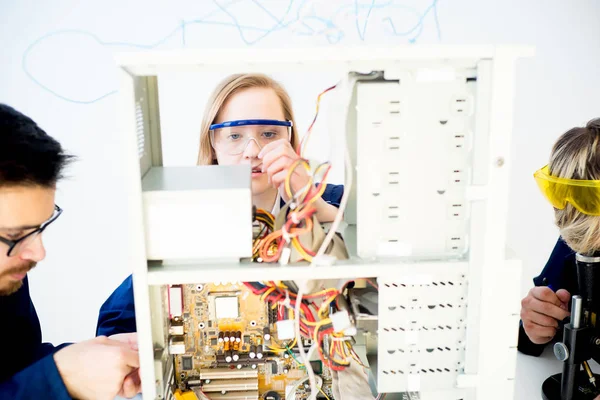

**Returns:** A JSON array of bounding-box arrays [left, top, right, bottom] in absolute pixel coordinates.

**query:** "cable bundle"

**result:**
[[254, 84, 337, 264], [242, 280, 373, 373]]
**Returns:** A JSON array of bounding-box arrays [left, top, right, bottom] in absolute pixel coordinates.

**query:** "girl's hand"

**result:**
[[259, 140, 339, 223], [258, 139, 311, 202]]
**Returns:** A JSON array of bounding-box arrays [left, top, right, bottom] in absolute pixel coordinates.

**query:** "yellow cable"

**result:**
[[291, 238, 312, 261], [270, 338, 297, 351], [330, 357, 350, 365], [313, 320, 326, 343], [302, 317, 331, 327], [260, 287, 276, 302], [318, 388, 332, 400], [285, 159, 313, 201], [341, 342, 350, 359], [318, 294, 338, 319], [328, 342, 350, 365], [300, 85, 336, 157], [308, 288, 338, 297], [305, 163, 331, 207]]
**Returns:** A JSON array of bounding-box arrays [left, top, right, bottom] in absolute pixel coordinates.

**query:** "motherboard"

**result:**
[[167, 282, 334, 400]]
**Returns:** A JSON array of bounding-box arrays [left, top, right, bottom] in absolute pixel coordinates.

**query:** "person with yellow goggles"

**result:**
[[518, 118, 600, 357]]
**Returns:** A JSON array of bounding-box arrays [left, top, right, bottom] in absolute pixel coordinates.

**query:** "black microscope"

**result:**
[[542, 253, 600, 400]]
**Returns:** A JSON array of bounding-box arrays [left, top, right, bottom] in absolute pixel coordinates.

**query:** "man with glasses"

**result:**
[[0, 104, 141, 399]]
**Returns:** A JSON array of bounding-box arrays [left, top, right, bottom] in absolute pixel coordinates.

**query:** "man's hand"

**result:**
[[109, 332, 138, 351], [521, 287, 571, 344], [53, 335, 140, 400], [109, 333, 142, 398]]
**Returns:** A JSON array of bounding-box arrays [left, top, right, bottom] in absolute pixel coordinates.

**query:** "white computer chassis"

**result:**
[[116, 45, 532, 400]]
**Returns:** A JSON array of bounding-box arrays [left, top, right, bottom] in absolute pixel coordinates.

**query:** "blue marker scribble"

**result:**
[[432, 0, 441, 40], [22, 0, 442, 104], [355, 0, 376, 41], [212, 0, 295, 45]]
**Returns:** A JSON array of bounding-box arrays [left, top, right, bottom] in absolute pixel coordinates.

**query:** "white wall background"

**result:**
[[0, 0, 599, 345]]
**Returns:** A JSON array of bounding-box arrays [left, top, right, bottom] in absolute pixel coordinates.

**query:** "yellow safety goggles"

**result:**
[[534, 165, 600, 216]]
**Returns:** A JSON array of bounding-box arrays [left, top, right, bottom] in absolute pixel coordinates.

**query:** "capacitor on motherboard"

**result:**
[[256, 348, 263, 359], [263, 327, 271, 341], [225, 350, 233, 363], [249, 345, 256, 359], [235, 331, 242, 343], [232, 352, 239, 362], [218, 331, 224, 343], [223, 331, 230, 343], [229, 332, 236, 343]]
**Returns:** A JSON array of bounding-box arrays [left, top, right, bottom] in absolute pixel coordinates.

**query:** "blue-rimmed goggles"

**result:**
[[209, 119, 292, 155]]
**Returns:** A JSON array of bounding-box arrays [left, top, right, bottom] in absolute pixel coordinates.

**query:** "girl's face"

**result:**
[[213, 87, 286, 198]]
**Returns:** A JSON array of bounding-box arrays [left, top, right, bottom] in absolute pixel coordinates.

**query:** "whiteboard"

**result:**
[[1, 0, 599, 346]]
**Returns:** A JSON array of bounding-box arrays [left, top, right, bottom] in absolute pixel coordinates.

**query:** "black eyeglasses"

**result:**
[[0, 205, 63, 257]]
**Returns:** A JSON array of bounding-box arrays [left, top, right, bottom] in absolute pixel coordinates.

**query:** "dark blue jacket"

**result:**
[[96, 184, 345, 337], [0, 276, 72, 399], [517, 237, 577, 356]]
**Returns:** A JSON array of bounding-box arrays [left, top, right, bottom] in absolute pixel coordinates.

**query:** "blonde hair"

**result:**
[[197, 73, 299, 165], [550, 118, 600, 255]]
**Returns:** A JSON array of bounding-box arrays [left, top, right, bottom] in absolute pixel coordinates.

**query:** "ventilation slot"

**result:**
[[387, 204, 400, 219], [448, 203, 464, 219], [453, 134, 466, 149], [450, 169, 466, 185], [388, 137, 401, 150], [389, 101, 401, 115], [135, 102, 145, 159], [446, 235, 464, 252], [451, 96, 473, 116]]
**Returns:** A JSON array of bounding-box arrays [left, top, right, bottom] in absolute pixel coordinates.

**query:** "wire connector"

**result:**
[[276, 320, 296, 340], [279, 246, 292, 266], [282, 289, 291, 309], [330, 310, 357, 336], [290, 212, 301, 224]]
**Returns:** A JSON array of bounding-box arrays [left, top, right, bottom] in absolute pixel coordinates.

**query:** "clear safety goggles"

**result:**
[[534, 165, 600, 215], [209, 119, 292, 155]]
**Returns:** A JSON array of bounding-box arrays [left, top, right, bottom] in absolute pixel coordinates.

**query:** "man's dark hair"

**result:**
[[0, 104, 74, 187]]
